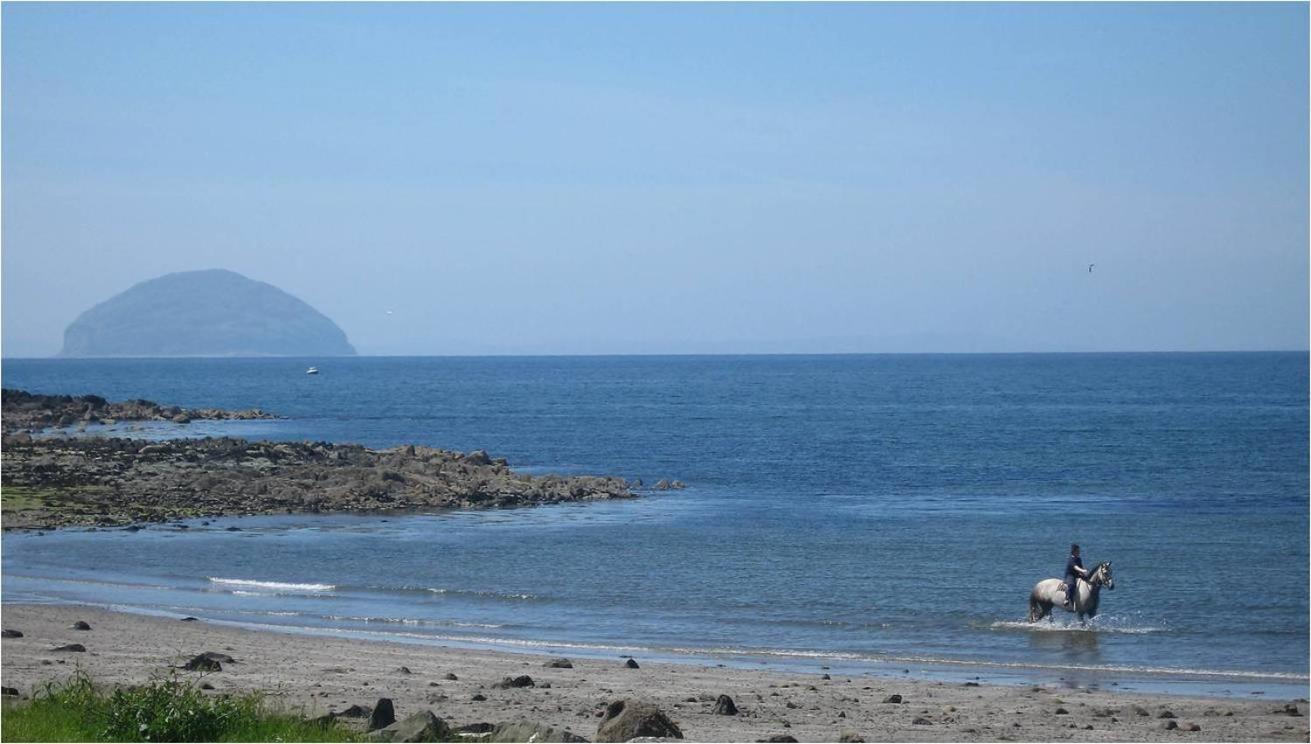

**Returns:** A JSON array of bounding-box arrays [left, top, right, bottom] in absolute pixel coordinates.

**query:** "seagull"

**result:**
[[1088, 264, 1095, 273]]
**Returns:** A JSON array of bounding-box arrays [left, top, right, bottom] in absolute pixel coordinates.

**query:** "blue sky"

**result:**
[[3, 3, 1306, 356]]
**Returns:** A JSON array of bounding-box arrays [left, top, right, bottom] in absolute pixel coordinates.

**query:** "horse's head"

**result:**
[[1094, 561, 1114, 590]]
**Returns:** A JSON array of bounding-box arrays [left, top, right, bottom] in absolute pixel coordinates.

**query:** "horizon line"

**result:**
[[5, 348, 1308, 361]]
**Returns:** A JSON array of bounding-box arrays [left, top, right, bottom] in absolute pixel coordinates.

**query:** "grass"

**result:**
[[1, 671, 362, 742]]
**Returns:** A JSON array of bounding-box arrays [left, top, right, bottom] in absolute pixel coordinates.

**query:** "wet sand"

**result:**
[[1, 604, 1305, 742]]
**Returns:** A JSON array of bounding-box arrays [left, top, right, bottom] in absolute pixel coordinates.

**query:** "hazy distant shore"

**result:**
[[1, 389, 641, 530], [1, 604, 1306, 743]]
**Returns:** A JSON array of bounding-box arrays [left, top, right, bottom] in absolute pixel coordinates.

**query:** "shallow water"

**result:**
[[3, 353, 1307, 697]]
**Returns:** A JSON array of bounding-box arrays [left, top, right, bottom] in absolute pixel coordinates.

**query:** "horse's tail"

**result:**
[[1027, 591, 1040, 622]]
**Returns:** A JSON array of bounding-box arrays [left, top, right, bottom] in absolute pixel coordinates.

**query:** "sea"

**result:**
[[2, 353, 1307, 698]]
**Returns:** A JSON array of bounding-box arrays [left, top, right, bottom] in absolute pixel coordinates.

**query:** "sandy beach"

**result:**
[[0, 604, 1304, 742]]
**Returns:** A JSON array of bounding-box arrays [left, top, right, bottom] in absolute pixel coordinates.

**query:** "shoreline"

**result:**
[[1, 604, 1306, 742]]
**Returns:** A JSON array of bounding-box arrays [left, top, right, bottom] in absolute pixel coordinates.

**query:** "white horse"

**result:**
[[1028, 561, 1114, 623]]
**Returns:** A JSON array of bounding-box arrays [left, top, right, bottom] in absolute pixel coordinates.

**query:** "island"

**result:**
[[58, 269, 356, 357]]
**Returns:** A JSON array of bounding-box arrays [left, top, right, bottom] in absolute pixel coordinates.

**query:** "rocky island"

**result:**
[[1, 390, 635, 530], [59, 269, 356, 357]]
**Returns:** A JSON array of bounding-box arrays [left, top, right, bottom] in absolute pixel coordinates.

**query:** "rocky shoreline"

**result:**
[[1, 390, 639, 530], [2, 388, 276, 432]]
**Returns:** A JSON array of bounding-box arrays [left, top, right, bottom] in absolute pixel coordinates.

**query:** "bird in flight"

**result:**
[[1088, 263, 1095, 273]]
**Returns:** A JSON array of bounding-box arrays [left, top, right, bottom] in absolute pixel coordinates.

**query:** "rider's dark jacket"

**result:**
[[1064, 554, 1083, 582]]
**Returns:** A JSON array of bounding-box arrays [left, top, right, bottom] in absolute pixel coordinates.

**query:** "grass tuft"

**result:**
[[1, 670, 361, 742]]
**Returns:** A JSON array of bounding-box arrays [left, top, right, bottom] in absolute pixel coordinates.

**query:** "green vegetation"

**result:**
[[1, 485, 110, 513], [1, 671, 361, 742]]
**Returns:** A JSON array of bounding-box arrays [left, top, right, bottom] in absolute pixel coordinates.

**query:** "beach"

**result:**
[[1, 604, 1305, 742]]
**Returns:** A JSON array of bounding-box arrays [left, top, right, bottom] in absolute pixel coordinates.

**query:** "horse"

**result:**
[[1028, 561, 1114, 623]]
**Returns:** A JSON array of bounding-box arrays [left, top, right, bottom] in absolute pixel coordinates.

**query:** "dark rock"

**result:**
[[338, 704, 373, 718], [200, 682, 215, 690], [625, 658, 640, 669], [458, 723, 495, 734], [70, 621, 92, 631], [654, 480, 672, 490], [444, 673, 459, 681], [51, 643, 86, 652], [1055, 708, 1069, 715], [465, 450, 493, 466], [821, 674, 831, 680], [882, 694, 903, 704], [492, 675, 536, 689], [758, 737, 797, 743], [180, 617, 198, 622], [472, 694, 487, 701], [712, 694, 738, 715], [1132, 705, 1150, 716], [1162, 720, 1178, 731], [1185, 723, 1201, 731], [837, 731, 864, 743], [2, 629, 23, 638], [546, 658, 575, 669], [488, 720, 589, 742], [1159, 710, 1176, 719], [1284, 703, 1305, 717], [595, 699, 683, 742], [1, 687, 19, 696], [398, 666, 411, 675], [183, 654, 221, 671], [370, 710, 451, 743], [368, 698, 396, 732], [912, 717, 933, 725]]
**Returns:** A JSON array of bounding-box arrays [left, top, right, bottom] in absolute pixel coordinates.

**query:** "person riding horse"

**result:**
[[1063, 543, 1090, 610]]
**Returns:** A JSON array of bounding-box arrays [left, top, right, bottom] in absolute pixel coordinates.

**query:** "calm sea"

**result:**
[[3, 353, 1307, 697]]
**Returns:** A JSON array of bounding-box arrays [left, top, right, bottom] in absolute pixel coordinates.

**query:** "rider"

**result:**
[[1063, 543, 1089, 610]]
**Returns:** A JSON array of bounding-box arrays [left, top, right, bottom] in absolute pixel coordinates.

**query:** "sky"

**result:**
[[3, 3, 1307, 357]]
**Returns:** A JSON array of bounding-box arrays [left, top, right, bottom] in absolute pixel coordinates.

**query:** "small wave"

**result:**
[[425, 587, 539, 601], [209, 577, 336, 593], [322, 614, 505, 630]]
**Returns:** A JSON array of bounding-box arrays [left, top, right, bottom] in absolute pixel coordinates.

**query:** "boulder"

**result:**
[[595, 699, 683, 742], [488, 720, 589, 742], [70, 621, 92, 631], [758, 737, 797, 743], [838, 731, 864, 743], [882, 694, 902, 704], [625, 658, 640, 669], [51, 643, 86, 652], [545, 658, 575, 669], [912, 718, 933, 725], [368, 699, 396, 731], [492, 675, 536, 689], [711, 695, 738, 716], [369, 710, 451, 743], [465, 450, 493, 466], [2, 629, 23, 638]]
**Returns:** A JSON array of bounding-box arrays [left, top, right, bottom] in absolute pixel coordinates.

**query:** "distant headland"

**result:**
[[58, 269, 356, 357]]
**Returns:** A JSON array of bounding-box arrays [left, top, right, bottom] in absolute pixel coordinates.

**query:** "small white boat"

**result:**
[[306, 367, 319, 375]]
